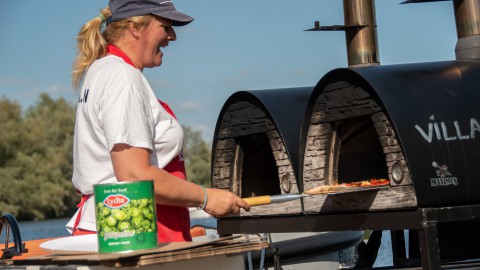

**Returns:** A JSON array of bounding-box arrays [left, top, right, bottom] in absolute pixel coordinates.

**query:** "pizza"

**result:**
[[303, 178, 389, 195]]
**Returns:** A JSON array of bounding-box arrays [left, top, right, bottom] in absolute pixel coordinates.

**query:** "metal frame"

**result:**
[[0, 213, 24, 259], [218, 204, 480, 269]]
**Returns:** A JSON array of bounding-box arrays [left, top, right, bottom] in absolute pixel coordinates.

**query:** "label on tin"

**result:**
[[93, 180, 158, 253]]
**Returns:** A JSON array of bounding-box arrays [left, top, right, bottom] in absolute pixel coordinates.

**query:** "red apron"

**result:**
[[155, 100, 192, 242]]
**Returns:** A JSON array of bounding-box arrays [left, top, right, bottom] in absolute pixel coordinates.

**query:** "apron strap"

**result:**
[[72, 194, 91, 232]]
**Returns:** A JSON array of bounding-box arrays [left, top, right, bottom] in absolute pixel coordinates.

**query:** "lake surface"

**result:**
[[1, 217, 394, 267]]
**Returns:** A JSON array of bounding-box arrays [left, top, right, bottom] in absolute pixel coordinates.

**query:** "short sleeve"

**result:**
[[100, 84, 155, 151]]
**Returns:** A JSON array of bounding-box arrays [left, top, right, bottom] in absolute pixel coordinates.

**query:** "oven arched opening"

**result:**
[[233, 133, 282, 198]]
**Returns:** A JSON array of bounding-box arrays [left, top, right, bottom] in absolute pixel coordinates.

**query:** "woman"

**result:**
[[66, 0, 250, 242]]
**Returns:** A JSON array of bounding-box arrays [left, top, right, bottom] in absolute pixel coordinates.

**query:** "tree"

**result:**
[[0, 98, 23, 167], [0, 97, 24, 217], [0, 94, 77, 220], [182, 126, 212, 187]]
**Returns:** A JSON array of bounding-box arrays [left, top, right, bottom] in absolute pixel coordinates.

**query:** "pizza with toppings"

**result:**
[[303, 178, 389, 195]]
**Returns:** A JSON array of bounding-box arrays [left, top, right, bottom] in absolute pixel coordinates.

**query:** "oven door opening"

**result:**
[[234, 133, 281, 198], [336, 115, 388, 183]]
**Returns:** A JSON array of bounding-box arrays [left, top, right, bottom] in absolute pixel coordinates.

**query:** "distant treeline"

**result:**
[[0, 94, 211, 221]]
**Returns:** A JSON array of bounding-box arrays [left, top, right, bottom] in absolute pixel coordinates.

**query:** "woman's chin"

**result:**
[[145, 60, 163, 68]]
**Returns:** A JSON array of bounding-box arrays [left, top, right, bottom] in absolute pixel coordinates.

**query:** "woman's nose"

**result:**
[[167, 27, 177, 41]]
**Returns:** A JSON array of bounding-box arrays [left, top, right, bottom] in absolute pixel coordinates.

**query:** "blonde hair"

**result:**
[[72, 7, 155, 89]]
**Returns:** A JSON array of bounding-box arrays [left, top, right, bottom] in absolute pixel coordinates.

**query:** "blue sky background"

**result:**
[[0, 1, 456, 143]]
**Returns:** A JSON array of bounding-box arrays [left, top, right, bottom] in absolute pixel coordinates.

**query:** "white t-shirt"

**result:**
[[66, 55, 184, 233]]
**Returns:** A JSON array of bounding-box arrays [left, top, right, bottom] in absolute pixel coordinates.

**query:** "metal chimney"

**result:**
[[402, 0, 480, 59], [306, 0, 380, 67], [454, 0, 480, 59], [343, 0, 380, 66]]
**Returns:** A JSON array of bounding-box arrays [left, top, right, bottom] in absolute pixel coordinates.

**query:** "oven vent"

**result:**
[[306, 0, 380, 67], [454, 0, 480, 59]]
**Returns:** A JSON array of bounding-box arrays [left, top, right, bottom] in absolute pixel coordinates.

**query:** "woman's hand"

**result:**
[[203, 188, 250, 217]]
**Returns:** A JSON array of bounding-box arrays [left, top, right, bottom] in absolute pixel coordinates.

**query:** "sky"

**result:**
[[0, 1, 457, 143]]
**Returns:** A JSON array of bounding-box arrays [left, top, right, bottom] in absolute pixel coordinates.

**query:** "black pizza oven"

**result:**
[[211, 0, 480, 268], [303, 60, 480, 211], [211, 87, 313, 216], [211, 60, 480, 214]]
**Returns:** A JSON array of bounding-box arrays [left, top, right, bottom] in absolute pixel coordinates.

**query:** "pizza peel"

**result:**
[[242, 194, 311, 206]]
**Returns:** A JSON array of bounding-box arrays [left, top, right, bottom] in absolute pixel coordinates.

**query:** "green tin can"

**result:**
[[93, 180, 158, 253]]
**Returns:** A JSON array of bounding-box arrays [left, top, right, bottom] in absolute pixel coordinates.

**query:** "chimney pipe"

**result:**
[[454, 0, 480, 59], [343, 0, 380, 66]]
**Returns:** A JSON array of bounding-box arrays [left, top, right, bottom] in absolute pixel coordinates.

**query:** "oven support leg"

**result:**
[[390, 230, 407, 267], [417, 222, 441, 270]]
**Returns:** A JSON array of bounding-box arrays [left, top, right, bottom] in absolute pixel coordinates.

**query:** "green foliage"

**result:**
[[0, 94, 78, 221], [0, 94, 213, 220], [182, 126, 212, 187], [0, 99, 23, 166]]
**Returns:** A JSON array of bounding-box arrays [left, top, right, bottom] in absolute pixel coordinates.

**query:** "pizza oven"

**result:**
[[211, 60, 480, 269], [303, 60, 480, 212], [212, 0, 480, 217], [211, 0, 480, 268], [211, 87, 312, 216], [211, 59, 480, 214]]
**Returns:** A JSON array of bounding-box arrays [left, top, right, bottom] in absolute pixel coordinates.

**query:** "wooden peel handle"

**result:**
[[242, 196, 271, 206]]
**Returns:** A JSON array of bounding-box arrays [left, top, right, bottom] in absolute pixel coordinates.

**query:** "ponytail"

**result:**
[[72, 7, 111, 89]]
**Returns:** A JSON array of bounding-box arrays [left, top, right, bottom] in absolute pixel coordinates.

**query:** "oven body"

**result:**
[[211, 60, 480, 266], [302, 60, 480, 210], [212, 60, 480, 215], [211, 87, 312, 216]]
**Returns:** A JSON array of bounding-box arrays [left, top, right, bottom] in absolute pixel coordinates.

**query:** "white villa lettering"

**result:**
[[415, 115, 480, 143]]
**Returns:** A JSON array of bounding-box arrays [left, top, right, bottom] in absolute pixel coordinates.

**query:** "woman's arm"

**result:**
[[110, 144, 250, 217]]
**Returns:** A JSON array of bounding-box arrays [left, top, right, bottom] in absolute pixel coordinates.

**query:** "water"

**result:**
[[373, 230, 394, 268], [1, 218, 394, 268], [0, 218, 71, 241]]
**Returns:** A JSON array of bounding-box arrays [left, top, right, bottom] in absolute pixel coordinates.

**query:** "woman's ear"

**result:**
[[128, 22, 142, 39]]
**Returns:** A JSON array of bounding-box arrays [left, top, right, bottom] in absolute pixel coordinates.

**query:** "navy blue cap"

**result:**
[[108, 0, 193, 26]]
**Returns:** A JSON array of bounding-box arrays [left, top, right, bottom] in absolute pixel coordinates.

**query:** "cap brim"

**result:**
[[154, 10, 193, 26]]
